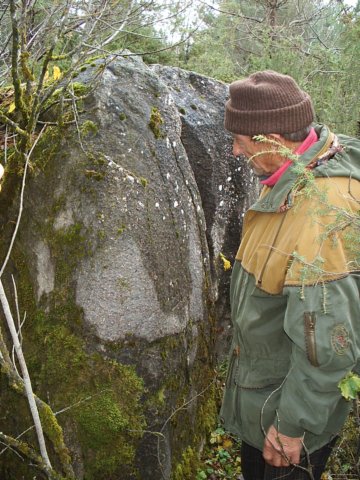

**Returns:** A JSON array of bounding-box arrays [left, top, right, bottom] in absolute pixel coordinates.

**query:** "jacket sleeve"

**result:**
[[275, 275, 360, 438]]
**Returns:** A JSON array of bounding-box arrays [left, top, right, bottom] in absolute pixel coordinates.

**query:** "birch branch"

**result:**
[[0, 279, 52, 469]]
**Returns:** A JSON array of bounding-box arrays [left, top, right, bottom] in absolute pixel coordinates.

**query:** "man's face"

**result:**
[[232, 134, 285, 176]]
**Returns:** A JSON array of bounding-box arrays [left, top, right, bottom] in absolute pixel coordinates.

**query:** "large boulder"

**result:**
[[152, 65, 257, 355], [0, 56, 255, 479]]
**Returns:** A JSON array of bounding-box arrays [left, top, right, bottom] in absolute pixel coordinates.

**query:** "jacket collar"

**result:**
[[250, 124, 334, 213]]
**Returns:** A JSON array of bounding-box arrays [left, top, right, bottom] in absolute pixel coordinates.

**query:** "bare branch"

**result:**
[[0, 125, 46, 278], [0, 278, 52, 469]]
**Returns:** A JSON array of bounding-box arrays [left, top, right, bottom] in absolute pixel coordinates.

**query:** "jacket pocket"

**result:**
[[234, 356, 290, 389], [304, 312, 320, 367]]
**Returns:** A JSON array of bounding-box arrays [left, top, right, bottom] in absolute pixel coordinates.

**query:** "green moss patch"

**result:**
[[148, 107, 164, 139], [1, 215, 146, 479]]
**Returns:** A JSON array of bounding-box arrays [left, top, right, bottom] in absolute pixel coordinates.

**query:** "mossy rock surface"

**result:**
[[0, 55, 237, 479]]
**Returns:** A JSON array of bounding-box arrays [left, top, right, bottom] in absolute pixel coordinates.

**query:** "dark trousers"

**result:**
[[241, 437, 337, 480]]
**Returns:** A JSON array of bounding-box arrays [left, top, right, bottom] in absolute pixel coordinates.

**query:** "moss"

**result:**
[[80, 120, 98, 137], [20, 125, 62, 172], [4, 218, 147, 479], [173, 447, 199, 480], [116, 277, 130, 289], [116, 224, 126, 236], [140, 177, 148, 187], [82, 151, 108, 182], [38, 401, 73, 470], [85, 169, 105, 181], [178, 107, 186, 115], [97, 229, 106, 241], [190, 104, 198, 110], [119, 112, 127, 121], [148, 107, 164, 139], [71, 82, 90, 97]]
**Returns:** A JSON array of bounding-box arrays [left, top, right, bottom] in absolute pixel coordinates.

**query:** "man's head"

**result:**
[[225, 70, 315, 174], [225, 70, 314, 136]]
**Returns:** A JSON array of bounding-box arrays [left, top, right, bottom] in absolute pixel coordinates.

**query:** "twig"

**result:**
[[0, 432, 62, 480], [157, 379, 215, 479], [260, 374, 314, 479], [0, 125, 46, 279]]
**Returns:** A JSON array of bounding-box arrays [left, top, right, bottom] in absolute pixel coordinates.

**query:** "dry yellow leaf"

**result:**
[[53, 65, 61, 80], [8, 102, 15, 113], [222, 438, 233, 449], [219, 252, 232, 271]]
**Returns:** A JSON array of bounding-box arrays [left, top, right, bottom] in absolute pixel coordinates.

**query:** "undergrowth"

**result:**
[[196, 363, 360, 480]]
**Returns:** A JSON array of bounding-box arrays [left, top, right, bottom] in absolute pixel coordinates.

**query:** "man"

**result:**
[[220, 70, 360, 480]]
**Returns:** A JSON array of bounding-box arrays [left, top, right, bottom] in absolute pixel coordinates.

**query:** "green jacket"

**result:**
[[220, 124, 360, 453]]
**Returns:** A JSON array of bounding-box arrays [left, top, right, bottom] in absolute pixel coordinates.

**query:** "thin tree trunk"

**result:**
[[0, 280, 52, 469]]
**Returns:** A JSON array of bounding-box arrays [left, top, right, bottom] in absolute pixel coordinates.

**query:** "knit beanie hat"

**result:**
[[224, 70, 314, 135]]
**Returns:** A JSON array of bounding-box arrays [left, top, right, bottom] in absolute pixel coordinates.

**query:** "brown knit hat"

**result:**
[[224, 70, 314, 135]]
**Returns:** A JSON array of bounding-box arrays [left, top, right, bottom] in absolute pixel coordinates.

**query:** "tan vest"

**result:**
[[236, 176, 360, 294]]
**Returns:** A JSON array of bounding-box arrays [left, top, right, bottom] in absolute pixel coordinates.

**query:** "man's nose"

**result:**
[[233, 142, 243, 157]]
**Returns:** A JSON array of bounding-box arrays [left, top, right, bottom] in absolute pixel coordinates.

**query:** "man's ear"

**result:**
[[267, 133, 286, 144], [268, 133, 283, 140]]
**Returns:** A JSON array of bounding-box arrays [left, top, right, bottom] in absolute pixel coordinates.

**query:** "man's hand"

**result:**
[[263, 425, 303, 467]]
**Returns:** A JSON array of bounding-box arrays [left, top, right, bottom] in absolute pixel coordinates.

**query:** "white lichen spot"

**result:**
[[219, 200, 224, 207], [155, 202, 160, 208], [128, 148, 132, 153], [227, 176, 232, 181], [185, 179, 189, 185], [174, 201, 179, 208], [166, 137, 170, 148], [172, 141, 176, 148], [181, 209, 184, 215], [218, 185, 223, 191], [197, 205, 201, 212], [127, 175, 135, 183], [138, 201, 144, 208], [162, 215, 166, 220], [166, 172, 170, 180]]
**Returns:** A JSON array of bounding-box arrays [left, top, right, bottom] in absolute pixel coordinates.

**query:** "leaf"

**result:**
[[219, 252, 231, 271], [8, 102, 15, 113], [222, 438, 233, 449], [53, 65, 61, 80], [338, 372, 360, 400]]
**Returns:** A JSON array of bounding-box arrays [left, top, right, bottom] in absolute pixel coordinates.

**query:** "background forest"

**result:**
[[0, 1, 359, 479], [154, 0, 360, 138]]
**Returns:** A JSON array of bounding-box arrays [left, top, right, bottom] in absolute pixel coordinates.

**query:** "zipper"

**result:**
[[225, 345, 240, 388], [304, 312, 320, 367]]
